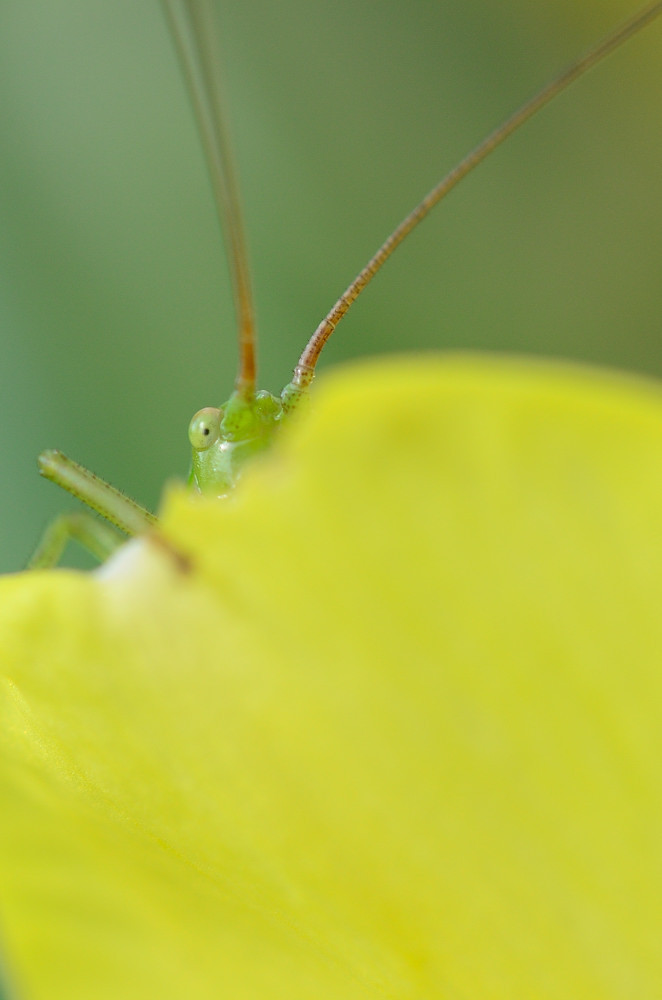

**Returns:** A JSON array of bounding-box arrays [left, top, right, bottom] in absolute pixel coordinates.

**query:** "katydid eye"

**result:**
[[188, 407, 222, 451]]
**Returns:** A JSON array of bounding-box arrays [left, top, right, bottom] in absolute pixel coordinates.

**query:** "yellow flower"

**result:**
[[1, 355, 662, 998]]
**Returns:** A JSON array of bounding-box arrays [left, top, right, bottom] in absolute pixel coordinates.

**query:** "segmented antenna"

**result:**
[[162, 0, 257, 397], [293, 0, 662, 386]]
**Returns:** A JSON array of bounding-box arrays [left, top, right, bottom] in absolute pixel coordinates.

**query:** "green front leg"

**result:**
[[28, 511, 126, 569], [29, 450, 158, 568], [38, 450, 156, 536]]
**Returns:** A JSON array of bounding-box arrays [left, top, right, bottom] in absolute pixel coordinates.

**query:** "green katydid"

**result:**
[[27, 0, 662, 569]]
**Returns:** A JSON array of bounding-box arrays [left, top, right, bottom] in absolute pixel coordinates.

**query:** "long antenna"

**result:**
[[293, 0, 662, 386], [161, 0, 257, 397]]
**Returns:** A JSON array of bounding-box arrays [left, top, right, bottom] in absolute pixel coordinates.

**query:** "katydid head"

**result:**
[[188, 369, 312, 498], [188, 392, 280, 496], [187, 381, 309, 496]]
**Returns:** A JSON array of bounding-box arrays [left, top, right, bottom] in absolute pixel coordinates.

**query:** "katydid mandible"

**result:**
[[29, 0, 662, 568]]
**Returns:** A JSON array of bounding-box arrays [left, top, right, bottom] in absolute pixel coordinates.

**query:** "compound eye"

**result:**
[[188, 407, 222, 451]]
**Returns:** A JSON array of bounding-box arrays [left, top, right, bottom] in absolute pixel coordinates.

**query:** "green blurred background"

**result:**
[[0, 0, 660, 571]]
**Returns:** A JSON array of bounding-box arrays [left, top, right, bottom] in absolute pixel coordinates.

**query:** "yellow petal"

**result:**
[[1, 355, 662, 998]]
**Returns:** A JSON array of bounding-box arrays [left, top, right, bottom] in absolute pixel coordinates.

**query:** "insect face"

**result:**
[[188, 390, 284, 496]]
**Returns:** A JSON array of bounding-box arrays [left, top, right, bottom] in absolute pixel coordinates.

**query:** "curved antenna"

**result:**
[[162, 0, 257, 397], [294, 0, 662, 386]]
